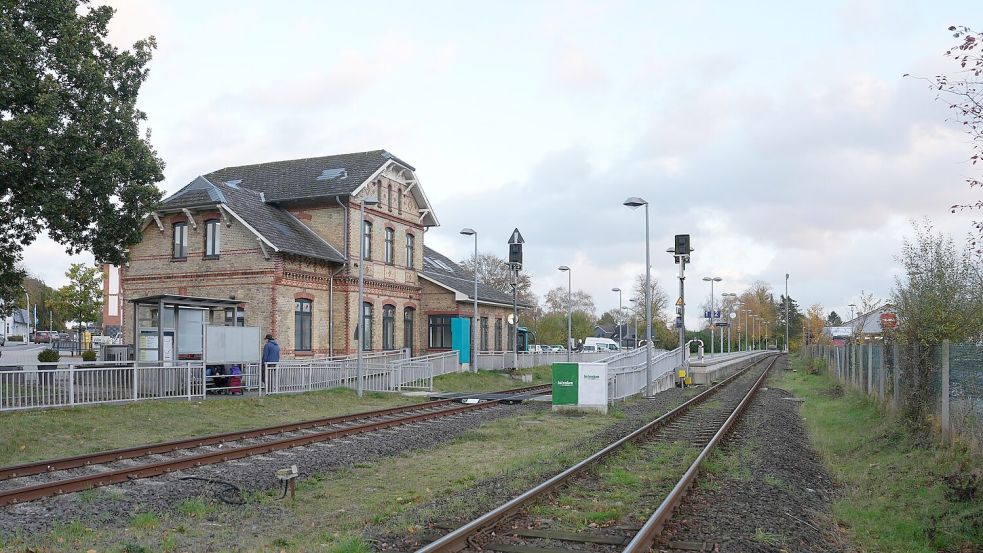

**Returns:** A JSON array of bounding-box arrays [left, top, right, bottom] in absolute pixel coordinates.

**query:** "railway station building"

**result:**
[[117, 149, 522, 361]]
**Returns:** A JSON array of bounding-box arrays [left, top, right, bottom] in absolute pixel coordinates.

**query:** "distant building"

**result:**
[[115, 149, 524, 361], [1, 309, 30, 338], [825, 304, 897, 345]]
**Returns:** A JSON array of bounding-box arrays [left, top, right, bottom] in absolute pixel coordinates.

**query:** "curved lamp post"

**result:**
[[623, 197, 654, 396], [460, 228, 478, 372]]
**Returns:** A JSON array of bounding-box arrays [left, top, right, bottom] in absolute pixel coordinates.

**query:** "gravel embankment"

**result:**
[[658, 360, 850, 552], [0, 402, 530, 538]]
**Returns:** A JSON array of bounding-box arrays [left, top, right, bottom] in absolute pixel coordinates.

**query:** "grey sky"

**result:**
[[22, 0, 983, 327]]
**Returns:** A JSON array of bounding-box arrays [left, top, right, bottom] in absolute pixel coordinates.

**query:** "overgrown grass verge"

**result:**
[[433, 366, 551, 392], [778, 357, 982, 552], [0, 388, 421, 466]]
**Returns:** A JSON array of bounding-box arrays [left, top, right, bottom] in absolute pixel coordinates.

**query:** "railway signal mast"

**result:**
[[507, 228, 524, 370], [668, 234, 692, 370]]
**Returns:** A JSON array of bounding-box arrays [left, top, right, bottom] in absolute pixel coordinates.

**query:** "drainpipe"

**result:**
[[329, 195, 351, 357], [328, 264, 345, 356]]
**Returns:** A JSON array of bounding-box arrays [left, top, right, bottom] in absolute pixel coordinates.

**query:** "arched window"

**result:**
[[362, 220, 372, 260], [494, 319, 503, 351], [173, 222, 188, 259], [382, 304, 395, 350], [404, 307, 415, 351], [361, 302, 373, 351], [204, 219, 220, 257], [387, 183, 393, 212], [376, 181, 382, 203], [295, 299, 312, 351], [397, 188, 403, 215], [384, 227, 395, 265]]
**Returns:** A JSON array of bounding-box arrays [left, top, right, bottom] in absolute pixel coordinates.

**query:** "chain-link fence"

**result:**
[[806, 341, 983, 453]]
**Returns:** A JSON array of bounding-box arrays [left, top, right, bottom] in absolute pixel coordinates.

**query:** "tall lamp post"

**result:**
[[356, 194, 380, 397], [629, 298, 639, 348], [764, 320, 769, 350], [558, 266, 572, 362], [460, 228, 478, 372], [24, 291, 30, 342], [623, 197, 655, 396], [702, 276, 722, 356], [611, 287, 623, 348], [742, 309, 750, 351]]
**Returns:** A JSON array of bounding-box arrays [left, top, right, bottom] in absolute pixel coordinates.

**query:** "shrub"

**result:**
[[6, 335, 23, 342], [37, 348, 60, 363], [81, 349, 97, 362]]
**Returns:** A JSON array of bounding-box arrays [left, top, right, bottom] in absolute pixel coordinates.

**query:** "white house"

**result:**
[[1, 308, 30, 338]]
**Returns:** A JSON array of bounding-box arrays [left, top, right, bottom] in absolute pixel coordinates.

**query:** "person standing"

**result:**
[[262, 334, 279, 385]]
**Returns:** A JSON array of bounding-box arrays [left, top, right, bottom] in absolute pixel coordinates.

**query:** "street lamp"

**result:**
[[612, 287, 623, 348], [848, 303, 857, 321], [763, 320, 769, 350], [356, 195, 379, 397], [702, 276, 722, 356], [629, 298, 639, 348], [460, 228, 478, 372], [722, 293, 737, 353], [623, 196, 655, 396], [558, 266, 572, 361], [784, 273, 790, 353]]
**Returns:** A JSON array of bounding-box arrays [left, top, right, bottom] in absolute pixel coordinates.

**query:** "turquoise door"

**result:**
[[451, 317, 471, 364]]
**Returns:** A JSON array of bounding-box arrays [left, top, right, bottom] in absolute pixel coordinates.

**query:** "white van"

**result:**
[[584, 337, 620, 352]]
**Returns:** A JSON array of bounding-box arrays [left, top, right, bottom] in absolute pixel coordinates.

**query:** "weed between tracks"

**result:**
[[779, 358, 983, 552]]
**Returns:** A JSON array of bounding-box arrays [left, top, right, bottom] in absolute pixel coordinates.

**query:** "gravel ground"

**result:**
[[0, 402, 529, 539], [657, 358, 852, 552], [370, 385, 702, 551]]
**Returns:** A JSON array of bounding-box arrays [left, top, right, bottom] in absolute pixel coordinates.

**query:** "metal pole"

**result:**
[[644, 205, 654, 396], [472, 233, 478, 372], [24, 291, 29, 341], [709, 279, 714, 356], [617, 289, 622, 348], [512, 267, 518, 369], [677, 253, 685, 369], [566, 269, 572, 363], [785, 273, 790, 352], [356, 200, 366, 397]]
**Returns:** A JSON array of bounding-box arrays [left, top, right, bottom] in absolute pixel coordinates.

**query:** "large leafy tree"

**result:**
[[52, 263, 102, 335], [459, 253, 534, 304], [0, 0, 164, 315]]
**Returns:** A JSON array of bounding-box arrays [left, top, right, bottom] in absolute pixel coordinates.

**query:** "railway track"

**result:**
[[0, 383, 550, 507], [414, 354, 780, 553]]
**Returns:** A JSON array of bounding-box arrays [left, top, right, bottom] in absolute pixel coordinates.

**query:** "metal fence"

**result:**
[[607, 347, 682, 401], [0, 361, 215, 411], [474, 350, 612, 370], [805, 341, 983, 453], [0, 350, 462, 411]]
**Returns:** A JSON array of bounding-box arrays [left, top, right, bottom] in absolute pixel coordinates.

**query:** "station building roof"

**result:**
[[421, 246, 531, 309]]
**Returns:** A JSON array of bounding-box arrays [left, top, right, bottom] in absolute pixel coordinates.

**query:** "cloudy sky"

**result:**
[[23, 0, 983, 327]]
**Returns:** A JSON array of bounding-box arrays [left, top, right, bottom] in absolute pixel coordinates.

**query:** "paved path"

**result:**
[[0, 344, 82, 367]]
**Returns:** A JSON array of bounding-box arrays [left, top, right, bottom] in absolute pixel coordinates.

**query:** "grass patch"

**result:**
[[433, 366, 551, 392], [0, 387, 422, 465], [177, 498, 213, 518], [129, 512, 159, 530], [778, 358, 983, 552]]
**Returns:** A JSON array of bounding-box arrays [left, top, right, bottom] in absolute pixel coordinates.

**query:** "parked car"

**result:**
[[550, 345, 566, 353], [580, 344, 598, 352], [527, 344, 551, 353]]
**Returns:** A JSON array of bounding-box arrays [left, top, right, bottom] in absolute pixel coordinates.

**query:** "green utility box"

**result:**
[[551, 362, 608, 414]]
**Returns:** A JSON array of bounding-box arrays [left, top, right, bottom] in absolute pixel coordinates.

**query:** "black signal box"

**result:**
[[674, 234, 691, 255], [509, 243, 522, 266]]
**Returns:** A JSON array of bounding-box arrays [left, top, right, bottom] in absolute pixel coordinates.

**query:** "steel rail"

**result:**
[[0, 383, 549, 481], [0, 384, 549, 507], [623, 354, 778, 552], [414, 354, 776, 553]]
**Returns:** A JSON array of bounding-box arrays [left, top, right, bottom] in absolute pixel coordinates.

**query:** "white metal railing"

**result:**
[[264, 350, 460, 395], [606, 348, 682, 402], [474, 350, 612, 370], [0, 361, 209, 411]]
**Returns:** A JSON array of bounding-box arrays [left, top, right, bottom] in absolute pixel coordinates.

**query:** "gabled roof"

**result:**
[[160, 176, 346, 263], [12, 309, 28, 325], [422, 246, 531, 308]]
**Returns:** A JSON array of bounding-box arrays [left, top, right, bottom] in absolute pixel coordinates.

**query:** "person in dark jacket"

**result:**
[[262, 334, 280, 365]]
